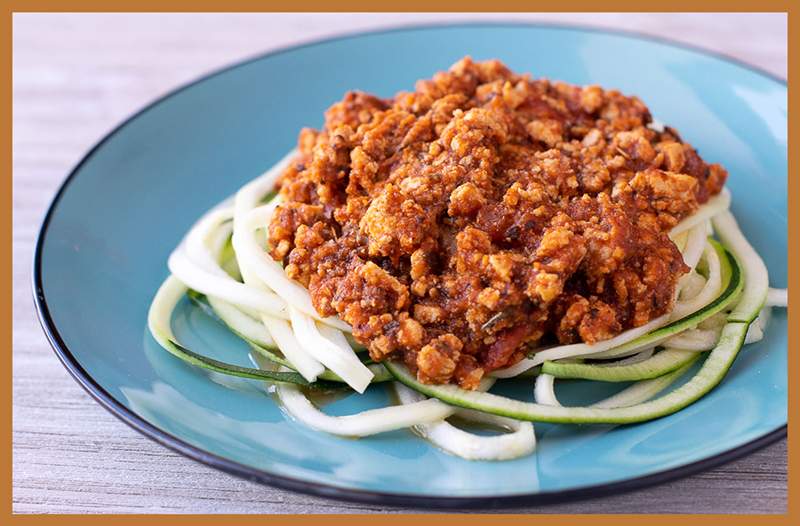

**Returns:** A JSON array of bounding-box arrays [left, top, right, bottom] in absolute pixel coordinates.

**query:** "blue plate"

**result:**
[[34, 23, 787, 507]]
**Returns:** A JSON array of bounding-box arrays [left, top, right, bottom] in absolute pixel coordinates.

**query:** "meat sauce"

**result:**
[[268, 57, 727, 389]]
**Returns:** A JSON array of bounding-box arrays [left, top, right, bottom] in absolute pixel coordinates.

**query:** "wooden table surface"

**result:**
[[12, 13, 787, 514]]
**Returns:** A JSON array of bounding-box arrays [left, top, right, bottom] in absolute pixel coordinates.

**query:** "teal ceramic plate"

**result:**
[[34, 24, 787, 508]]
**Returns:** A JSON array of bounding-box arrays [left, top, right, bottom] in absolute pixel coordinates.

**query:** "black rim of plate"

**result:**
[[32, 21, 787, 510]]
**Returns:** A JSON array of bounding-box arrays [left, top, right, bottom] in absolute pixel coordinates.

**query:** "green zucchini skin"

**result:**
[[164, 339, 342, 390], [385, 321, 748, 424], [542, 349, 699, 382]]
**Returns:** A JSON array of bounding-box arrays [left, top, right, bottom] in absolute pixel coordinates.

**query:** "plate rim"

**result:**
[[31, 20, 787, 509]]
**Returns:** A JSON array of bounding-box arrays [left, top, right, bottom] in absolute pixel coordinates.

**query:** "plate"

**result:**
[[34, 23, 787, 508]]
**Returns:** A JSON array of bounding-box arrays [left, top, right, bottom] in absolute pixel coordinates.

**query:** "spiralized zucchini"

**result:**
[[147, 157, 784, 461]]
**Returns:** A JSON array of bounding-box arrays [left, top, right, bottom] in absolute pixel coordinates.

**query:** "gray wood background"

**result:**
[[12, 13, 787, 514]]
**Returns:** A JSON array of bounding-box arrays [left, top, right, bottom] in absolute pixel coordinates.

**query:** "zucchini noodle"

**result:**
[[535, 356, 699, 410], [395, 383, 536, 460], [712, 210, 769, 322], [168, 248, 287, 319], [679, 271, 707, 301], [670, 241, 722, 320], [745, 307, 772, 345], [662, 328, 721, 351], [260, 315, 325, 382], [542, 348, 698, 382], [288, 307, 374, 393], [206, 295, 276, 349], [276, 379, 456, 437], [590, 362, 698, 409], [534, 374, 560, 407], [766, 288, 788, 307], [595, 348, 654, 367], [148, 152, 785, 461]]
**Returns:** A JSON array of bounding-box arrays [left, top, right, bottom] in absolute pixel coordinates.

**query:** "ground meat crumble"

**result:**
[[267, 57, 727, 389]]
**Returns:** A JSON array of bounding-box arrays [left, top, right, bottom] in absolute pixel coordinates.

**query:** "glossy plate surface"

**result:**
[[34, 24, 787, 507]]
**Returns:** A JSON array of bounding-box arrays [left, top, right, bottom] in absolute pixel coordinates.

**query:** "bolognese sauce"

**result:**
[[267, 57, 727, 389]]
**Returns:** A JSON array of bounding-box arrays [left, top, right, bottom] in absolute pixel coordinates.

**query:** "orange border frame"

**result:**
[[6, 2, 794, 521]]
